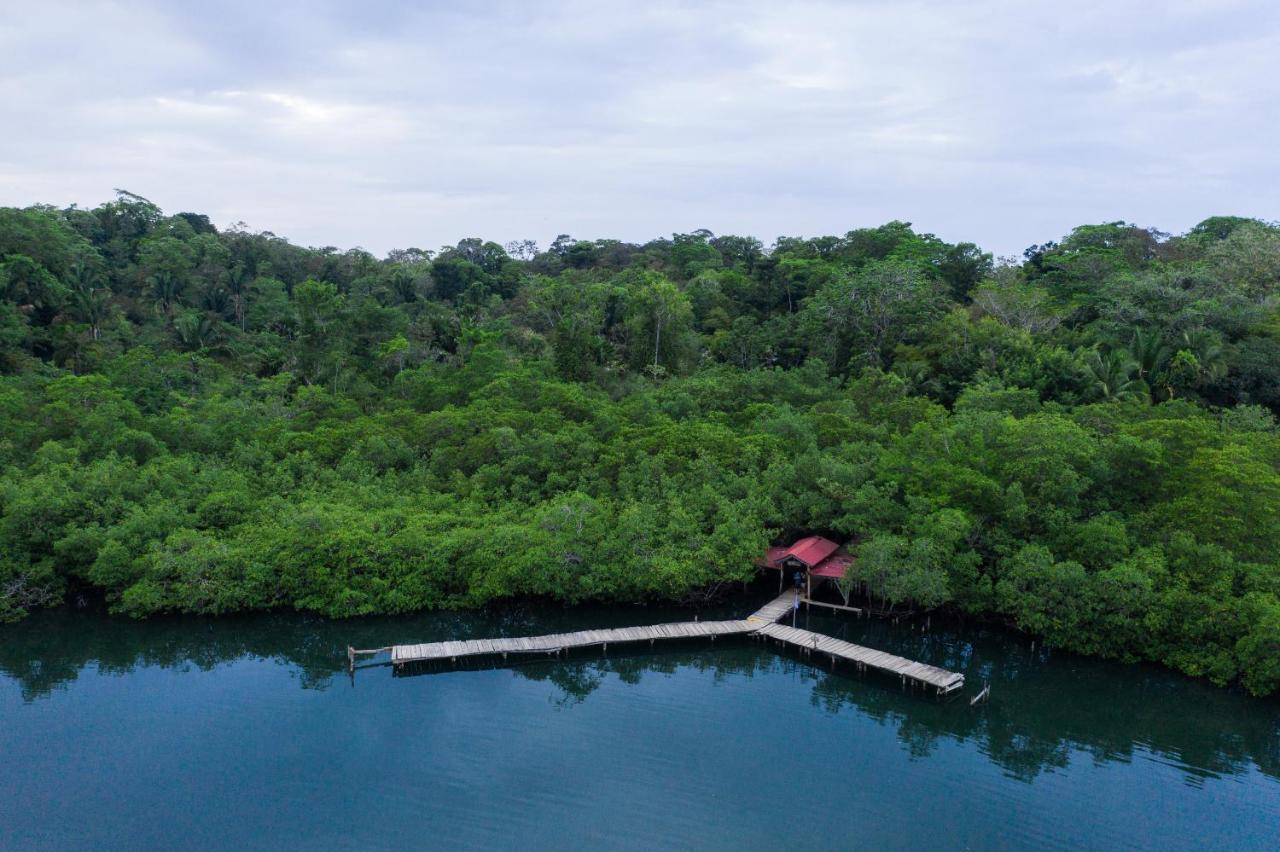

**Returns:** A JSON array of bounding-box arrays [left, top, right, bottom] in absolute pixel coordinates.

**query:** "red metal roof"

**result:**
[[760, 537, 851, 572], [810, 553, 855, 578], [760, 546, 790, 569], [782, 536, 840, 567]]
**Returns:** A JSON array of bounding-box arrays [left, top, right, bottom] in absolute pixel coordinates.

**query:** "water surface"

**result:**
[[2, 592, 1277, 849]]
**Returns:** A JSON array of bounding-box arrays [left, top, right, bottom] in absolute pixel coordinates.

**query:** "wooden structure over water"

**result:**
[[756, 622, 964, 694], [351, 589, 965, 696], [389, 618, 757, 665]]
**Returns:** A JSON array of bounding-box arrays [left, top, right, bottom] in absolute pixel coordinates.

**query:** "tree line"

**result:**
[[1, 192, 1277, 694]]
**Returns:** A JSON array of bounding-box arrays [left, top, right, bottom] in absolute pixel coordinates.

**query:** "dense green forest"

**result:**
[[1, 192, 1277, 695]]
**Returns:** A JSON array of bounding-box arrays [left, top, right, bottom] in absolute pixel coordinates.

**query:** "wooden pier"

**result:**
[[746, 590, 800, 624], [756, 622, 965, 695], [351, 588, 965, 697], [798, 596, 863, 615], [388, 618, 758, 666]]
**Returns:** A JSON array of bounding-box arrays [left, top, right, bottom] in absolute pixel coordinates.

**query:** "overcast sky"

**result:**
[[2, 1, 1277, 258]]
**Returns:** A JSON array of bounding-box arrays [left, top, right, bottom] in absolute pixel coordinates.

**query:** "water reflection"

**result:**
[[2, 600, 1278, 788]]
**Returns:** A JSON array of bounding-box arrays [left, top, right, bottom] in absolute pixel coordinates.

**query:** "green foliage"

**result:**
[[800, 260, 948, 372], [622, 270, 695, 375], [0, 198, 1277, 695]]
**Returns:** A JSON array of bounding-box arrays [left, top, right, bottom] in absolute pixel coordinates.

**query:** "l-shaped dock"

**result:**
[[350, 590, 965, 696]]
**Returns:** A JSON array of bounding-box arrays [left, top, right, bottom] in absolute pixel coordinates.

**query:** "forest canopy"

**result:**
[[1, 193, 1278, 695]]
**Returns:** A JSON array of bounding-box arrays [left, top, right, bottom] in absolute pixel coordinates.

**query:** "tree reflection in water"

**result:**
[[3, 603, 1277, 785]]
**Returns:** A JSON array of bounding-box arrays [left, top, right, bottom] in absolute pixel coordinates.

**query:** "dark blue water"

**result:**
[[2, 595, 1277, 849]]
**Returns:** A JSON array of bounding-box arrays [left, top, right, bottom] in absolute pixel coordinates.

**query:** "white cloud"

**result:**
[[0, 0, 1277, 256]]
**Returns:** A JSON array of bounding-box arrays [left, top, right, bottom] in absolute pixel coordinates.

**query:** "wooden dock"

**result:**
[[756, 622, 964, 695], [746, 589, 800, 624], [353, 588, 965, 697], [389, 619, 758, 665], [365, 591, 796, 668]]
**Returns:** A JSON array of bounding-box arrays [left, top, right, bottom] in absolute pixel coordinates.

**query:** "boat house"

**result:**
[[759, 535, 856, 598]]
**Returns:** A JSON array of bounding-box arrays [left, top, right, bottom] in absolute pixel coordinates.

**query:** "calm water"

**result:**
[[2, 588, 1278, 850]]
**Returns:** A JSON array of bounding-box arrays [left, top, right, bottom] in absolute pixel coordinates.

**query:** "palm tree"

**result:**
[[149, 271, 184, 322], [173, 310, 219, 352], [1128, 328, 1170, 382], [1162, 329, 1228, 399], [1084, 349, 1148, 402], [1179, 329, 1227, 383], [66, 263, 110, 340]]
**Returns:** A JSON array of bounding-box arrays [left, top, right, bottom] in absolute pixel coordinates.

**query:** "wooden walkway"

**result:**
[[382, 591, 797, 666], [354, 588, 965, 697], [746, 589, 799, 624], [389, 619, 757, 665], [756, 622, 965, 694]]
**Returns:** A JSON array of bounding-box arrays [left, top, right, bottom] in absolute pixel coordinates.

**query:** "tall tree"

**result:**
[[623, 271, 693, 377]]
